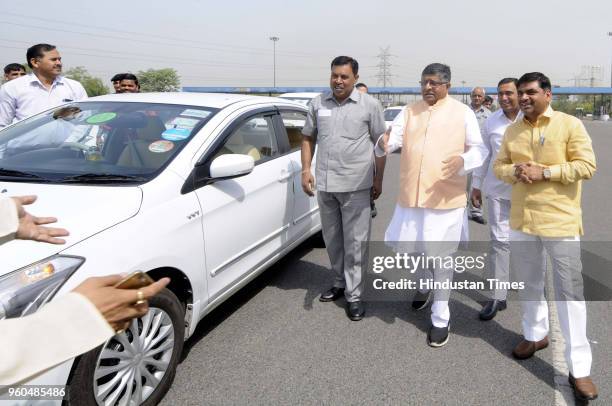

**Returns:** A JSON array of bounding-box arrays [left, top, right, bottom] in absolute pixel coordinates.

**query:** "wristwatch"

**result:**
[[542, 168, 551, 181]]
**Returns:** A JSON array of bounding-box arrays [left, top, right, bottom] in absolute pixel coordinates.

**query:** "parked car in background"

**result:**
[[0, 92, 320, 405], [278, 92, 321, 107], [384, 105, 404, 130]]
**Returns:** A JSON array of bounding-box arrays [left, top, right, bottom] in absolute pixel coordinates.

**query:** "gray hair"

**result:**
[[421, 63, 451, 83], [471, 87, 486, 96]]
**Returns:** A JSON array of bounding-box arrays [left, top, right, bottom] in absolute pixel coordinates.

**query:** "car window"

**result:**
[[215, 115, 279, 164], [280, 111, 306, 152], [0, 102, 218, 184], [384, 108, 402, 121]]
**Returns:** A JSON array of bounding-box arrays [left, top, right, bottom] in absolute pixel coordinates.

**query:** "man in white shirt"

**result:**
[[471, 78, 521, 321], [467, 87, 492, 225], [0, 43, 88, 128]]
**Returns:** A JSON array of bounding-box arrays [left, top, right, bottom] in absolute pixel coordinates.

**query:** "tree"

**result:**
[[136, 68, 180, 92], [65, 67, 109, 97]]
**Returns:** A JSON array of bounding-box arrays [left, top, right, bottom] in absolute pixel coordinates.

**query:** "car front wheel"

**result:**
[[66, 288, 185, 405]]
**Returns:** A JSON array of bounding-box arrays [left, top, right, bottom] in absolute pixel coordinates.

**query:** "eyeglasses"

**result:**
[[419, 80, 448, 88]]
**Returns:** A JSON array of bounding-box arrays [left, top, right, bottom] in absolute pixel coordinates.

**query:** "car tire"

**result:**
[[65, 288, 185, 406]]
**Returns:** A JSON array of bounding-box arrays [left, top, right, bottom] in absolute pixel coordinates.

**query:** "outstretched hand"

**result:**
[[12, 195, 69, 244]]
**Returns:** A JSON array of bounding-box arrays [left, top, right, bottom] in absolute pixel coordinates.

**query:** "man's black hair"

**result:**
[[355, 82, 368, 89], [517, 72, 551, 91], [484, 95, 494, 103], [121, 73, 139, 85], [497, 77, 518, 88], [422, 63, 451, 83], [111, 73, 127, 82], [331, 56, 358, 76], [4, 63, 26, 75], [26, 44, 57, 69]]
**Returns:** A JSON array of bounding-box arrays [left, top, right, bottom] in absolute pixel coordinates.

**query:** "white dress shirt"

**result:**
[[0, 196, 18, 239], [0, 73, 88, 128], [472, 109, 522, 200]]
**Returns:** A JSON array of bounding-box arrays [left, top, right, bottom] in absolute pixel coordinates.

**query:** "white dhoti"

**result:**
[[385, 205, 465, 328]]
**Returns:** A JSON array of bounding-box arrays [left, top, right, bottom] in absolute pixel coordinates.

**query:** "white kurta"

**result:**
[[375, 106, 487, 249]]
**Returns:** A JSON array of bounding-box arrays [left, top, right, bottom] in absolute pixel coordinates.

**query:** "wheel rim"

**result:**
[[93, 307, 175, 406]]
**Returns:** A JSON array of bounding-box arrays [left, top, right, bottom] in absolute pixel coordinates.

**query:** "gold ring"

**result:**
[[115, 329, 125, 335], [136, 290, 144, 302]]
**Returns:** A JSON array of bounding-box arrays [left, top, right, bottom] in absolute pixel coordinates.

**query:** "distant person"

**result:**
[[0, 44, 87, 128], [0, 194, 170, 385], [471, 78, 521, 321], [118, 73, 140, 93], [466, 86, 491, 225], [301, 56, 387, 321], [356, 82, 368, 94], [3, 63, 26, 82], [110, 73, 126, 93], [483, 95, 494, 110]]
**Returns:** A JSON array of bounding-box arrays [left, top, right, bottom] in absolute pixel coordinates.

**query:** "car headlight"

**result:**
[[0, 255, 84, 319]]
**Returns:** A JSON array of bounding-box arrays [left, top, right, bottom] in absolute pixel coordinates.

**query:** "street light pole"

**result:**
[[269, 36, 279, 88], [608, 32, 612, 88]]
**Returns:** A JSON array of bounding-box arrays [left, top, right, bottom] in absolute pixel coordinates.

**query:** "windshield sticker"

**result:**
[[86, 112, 117, 124], [148, 140, 174, 153], [162, 127, 191, 141], [170, 117, 199, 128], [180, 109, 211, 119]]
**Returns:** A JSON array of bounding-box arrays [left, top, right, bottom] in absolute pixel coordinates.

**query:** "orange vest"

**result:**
[[398, 96, 467, 209]]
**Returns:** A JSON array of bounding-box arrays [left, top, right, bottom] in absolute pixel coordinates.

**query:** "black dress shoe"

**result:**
[[469, 214, 487, 225], [412, 290, 431, 311], [319, 287, 345, 302], [347, 301, 365, 321], [479, 299, 507, 321], [427, 324, 450, 347]]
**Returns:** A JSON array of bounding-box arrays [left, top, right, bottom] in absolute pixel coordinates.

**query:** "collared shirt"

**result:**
[[0, 73, 88, 128], [472, 109, 522, 200], [302, 88, 386, 192], [493, 106, 596, 237], [375, 101, 487, 176], [472, 105, 491, 129]]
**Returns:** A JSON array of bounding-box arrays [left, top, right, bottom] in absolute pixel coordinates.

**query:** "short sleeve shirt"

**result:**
[[302, 88, 386, 193]]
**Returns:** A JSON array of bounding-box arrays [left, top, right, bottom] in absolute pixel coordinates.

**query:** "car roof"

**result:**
[[278, 92, 322, 98], [88, 92, 289, 109]]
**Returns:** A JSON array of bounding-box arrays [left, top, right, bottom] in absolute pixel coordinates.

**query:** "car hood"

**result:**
[[0, 183, 142, 275]]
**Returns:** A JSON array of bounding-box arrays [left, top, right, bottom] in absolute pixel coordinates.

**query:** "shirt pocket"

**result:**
[[317, 116, 332, 138], [342, 112, 369, 139]]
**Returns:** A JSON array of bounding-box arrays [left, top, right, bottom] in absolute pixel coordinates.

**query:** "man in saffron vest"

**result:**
[[377, 63, 487, 347]]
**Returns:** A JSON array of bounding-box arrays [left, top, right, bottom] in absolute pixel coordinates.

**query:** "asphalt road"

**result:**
[[161, 121, 611, 406]]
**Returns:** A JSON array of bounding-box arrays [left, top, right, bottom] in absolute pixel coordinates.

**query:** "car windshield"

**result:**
[[0, 102, 217, 184], [384, 109, 401, 121]]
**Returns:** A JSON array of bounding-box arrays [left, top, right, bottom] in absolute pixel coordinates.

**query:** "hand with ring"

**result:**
[[73, 275, 170, 333]]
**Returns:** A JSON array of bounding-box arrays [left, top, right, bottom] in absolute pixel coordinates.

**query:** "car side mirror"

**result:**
[[181, 154, 255, 194], [209, 154, 254, 179]]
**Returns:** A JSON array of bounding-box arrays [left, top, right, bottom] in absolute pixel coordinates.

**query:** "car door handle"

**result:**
[[278, 170, 292, 182]]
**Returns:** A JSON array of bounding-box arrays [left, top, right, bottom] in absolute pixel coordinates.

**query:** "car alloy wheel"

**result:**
[[66, 288, 185, 406]]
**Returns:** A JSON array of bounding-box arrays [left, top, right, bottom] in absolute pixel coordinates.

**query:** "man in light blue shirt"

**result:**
[[0, 44, 87, 128]]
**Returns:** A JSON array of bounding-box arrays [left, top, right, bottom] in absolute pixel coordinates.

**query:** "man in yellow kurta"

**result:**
[[493, 72, 598, 402]]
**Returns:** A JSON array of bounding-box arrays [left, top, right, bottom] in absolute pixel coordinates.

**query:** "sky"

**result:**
[[1, 0, 612, 89]]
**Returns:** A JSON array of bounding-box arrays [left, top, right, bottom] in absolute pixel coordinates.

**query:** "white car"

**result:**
[[278, 92, 321, 107], [384, 105, 404, 130], [0, 93, 320, 405]]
